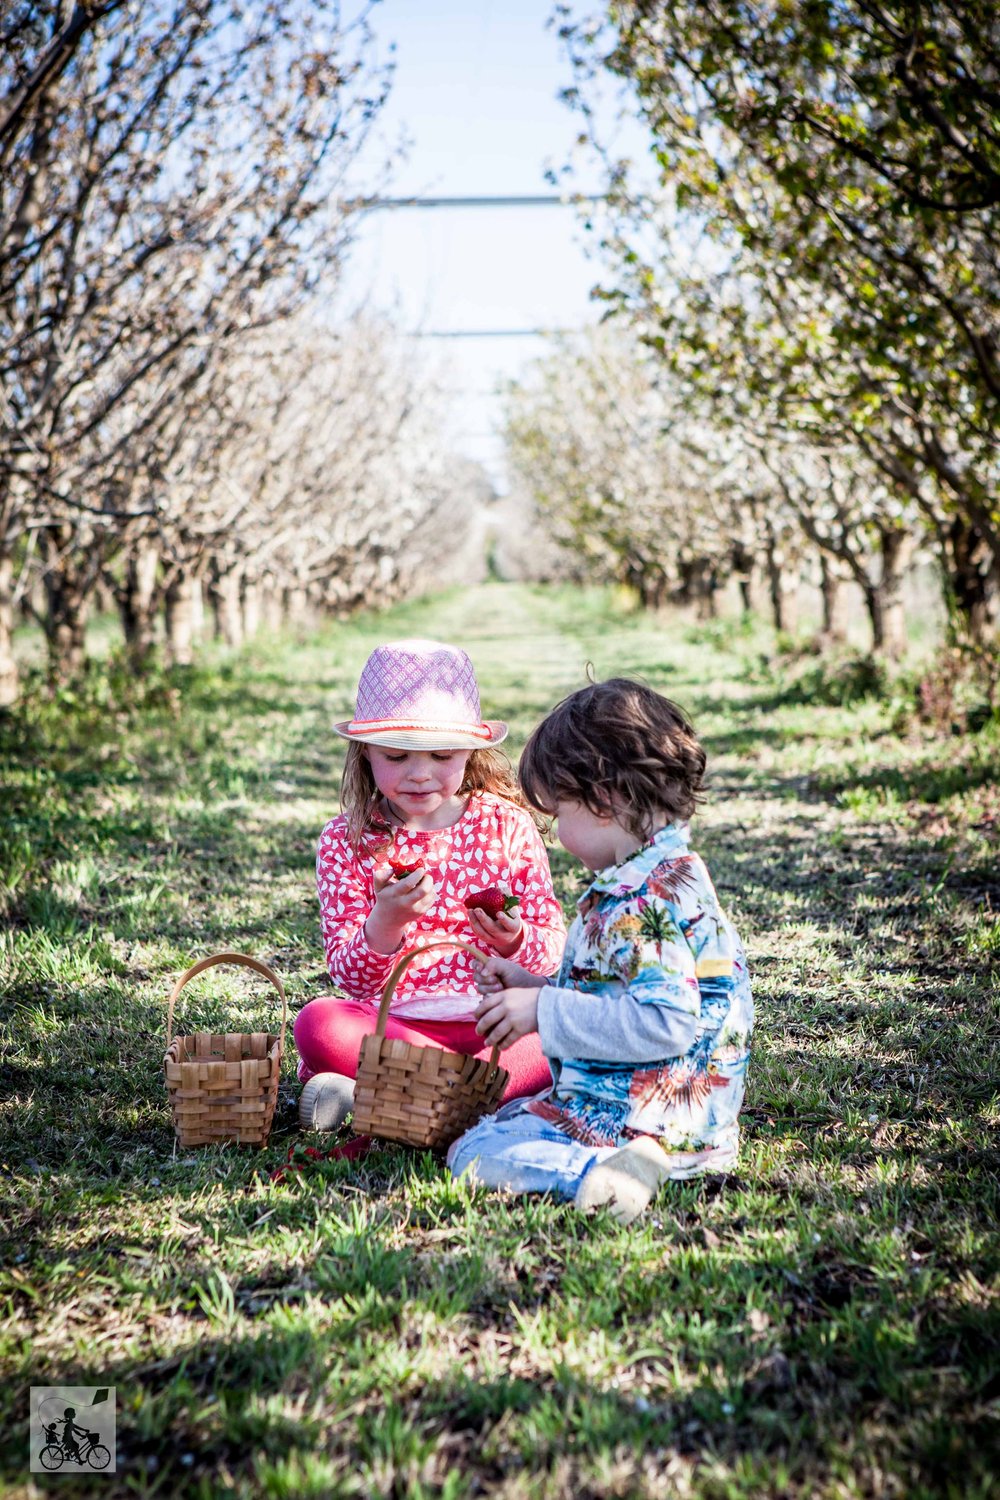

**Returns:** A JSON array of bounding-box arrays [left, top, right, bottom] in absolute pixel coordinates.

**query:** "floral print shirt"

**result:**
[[316, 792, 566, 1022], [529, 822, 753, 1169]]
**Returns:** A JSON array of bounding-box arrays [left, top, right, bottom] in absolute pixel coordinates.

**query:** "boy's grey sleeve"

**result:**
[[536, 984, 699, 1064]]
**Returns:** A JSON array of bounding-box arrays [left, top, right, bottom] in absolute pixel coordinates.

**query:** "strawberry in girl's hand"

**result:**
[[465, 885, 524, 960], [389, 860, 422, 880], [465, 886, 520, 918]]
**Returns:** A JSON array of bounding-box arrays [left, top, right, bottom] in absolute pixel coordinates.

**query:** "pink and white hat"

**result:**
[[334, 639, 508, 750]]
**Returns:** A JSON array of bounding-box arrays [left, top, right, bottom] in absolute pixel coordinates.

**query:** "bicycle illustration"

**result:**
[[39, 1410, 111, 1471]]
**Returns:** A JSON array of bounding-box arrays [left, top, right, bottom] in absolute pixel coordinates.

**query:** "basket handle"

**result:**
[[376, 939, 502, 1069], [166, 951, 288, 1052]]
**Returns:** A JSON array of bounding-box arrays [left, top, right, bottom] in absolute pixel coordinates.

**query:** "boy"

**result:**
[[449, 677, 753, 1223]]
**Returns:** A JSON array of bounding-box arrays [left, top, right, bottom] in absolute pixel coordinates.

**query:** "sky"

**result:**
[[337, 0, 637, 488]]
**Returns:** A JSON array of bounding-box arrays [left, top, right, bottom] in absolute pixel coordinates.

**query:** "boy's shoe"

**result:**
[[298, 1072, 356, 1133], [574, 1135, 673, 1225]]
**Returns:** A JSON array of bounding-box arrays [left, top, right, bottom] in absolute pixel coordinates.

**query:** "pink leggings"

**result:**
[[294, 996, 552, 1106]]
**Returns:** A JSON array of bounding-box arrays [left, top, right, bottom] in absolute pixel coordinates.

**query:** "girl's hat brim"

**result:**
[[333, 721, 508, 750]]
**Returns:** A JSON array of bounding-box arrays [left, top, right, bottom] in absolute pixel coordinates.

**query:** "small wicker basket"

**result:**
[[164, 952, 286, 1149], [352, 940, 509, 1151]]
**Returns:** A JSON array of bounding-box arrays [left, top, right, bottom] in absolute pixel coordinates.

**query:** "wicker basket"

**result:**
[[352, 940, 509, 1151], [164, 952, 287, 1148]]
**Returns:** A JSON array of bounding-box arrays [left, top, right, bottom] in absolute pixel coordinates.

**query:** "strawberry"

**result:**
[[464, 886, 520, 918], [388, 860, 422, 880]]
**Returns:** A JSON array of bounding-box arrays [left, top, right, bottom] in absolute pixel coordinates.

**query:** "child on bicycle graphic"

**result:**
[[58, 1408, 89, 1463], [35, 1392, 113, 1473]]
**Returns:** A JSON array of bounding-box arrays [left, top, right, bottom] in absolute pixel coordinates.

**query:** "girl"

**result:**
[[449, 677, 754, 1223], [295, 638, 567, 1131]]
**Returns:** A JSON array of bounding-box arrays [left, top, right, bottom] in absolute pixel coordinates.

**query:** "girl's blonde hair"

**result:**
[[340, 742, 542, 853]]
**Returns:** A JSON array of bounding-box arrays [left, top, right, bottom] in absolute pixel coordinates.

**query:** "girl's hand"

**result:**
[[472, 954, 547, 995], [365, 866, 436, 954], [474, 987, 541, 1049], [466, 904, 524, 958]]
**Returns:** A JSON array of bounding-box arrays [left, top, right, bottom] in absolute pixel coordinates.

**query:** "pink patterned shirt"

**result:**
[[316, 792, 567, 1022]]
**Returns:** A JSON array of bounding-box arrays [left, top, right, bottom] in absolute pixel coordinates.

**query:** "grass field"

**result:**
[[2, 582, 999, 1498]]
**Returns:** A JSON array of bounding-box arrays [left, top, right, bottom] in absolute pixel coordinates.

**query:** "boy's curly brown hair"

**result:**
[[518, 677, 706, 840]]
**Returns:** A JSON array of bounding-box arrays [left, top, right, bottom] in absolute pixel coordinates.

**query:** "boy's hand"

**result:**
[[472, 953, 546, 995], [465, 903, 524, 958], [474, 987, 541, 1049], [365, 865, 436, 953]]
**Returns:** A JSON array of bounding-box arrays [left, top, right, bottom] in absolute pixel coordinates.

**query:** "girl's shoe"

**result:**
[[298, 1072, 356, 1132], [573, 1135, 672, 1225]]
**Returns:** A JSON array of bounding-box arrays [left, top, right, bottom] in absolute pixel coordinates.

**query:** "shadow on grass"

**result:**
[[811, 753, 1000, 805], [702, 724, 820, 757], [7, 1231, 999, 1498], [5, 762, 998, 1173], [6, 595, 1000, 1497], [707, 804, 1000, 908]]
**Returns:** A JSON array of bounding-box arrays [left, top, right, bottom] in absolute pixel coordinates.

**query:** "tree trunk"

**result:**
[[242, 577, 261, 639], [0, 553, 20, 707], [282, 583, 309, 626], [634, 562, 668, 610], [864, 584, 885, 653], [43, 570, 89, 681], [865, 529, 912, 658], [190, 573, 205, 639], [43, 585, 88, 681], [120, 543, 160, 668], [730, 541, 754, 613], [943, 515, 999, 645], [616, 554, 655, 609], [262, 576, 284, 635], [819, 555, 848, 644], [164, 571, 196, 666], [94, 576, 117, 616], [208, 562, 243, 647], [675, 556, 719, 619], [21, 578, 46, 623], [764, 542, 798, 633], [693, 559, 719, 620]]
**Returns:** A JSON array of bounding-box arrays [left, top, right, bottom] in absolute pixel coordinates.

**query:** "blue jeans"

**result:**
[[447, 1099, 617, 1199]]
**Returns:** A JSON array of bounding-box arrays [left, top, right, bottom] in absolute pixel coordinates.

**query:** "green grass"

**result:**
[[2, 581, 999, 1498]]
